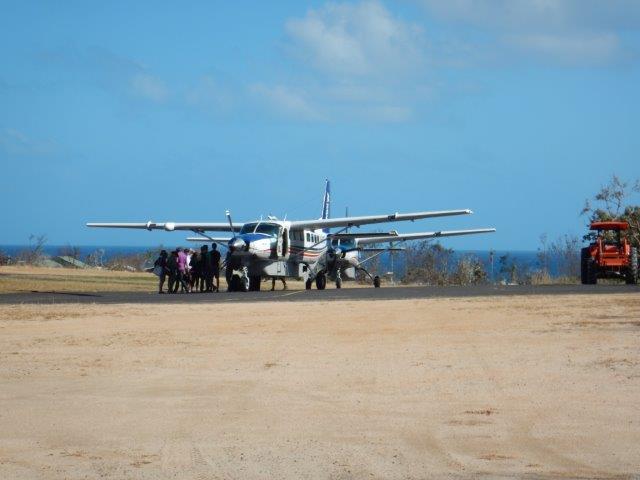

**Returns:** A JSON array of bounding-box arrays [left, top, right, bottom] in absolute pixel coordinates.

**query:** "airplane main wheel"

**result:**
[[335, 277, 342, 289], [228, 275, 239, 292], [305, 279, 313, 290], [316, 273, 326, 290], [373, 275, 381, 288]]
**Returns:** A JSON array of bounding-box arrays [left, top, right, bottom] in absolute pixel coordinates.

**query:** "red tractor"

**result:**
[[581, 221, 637, 285]]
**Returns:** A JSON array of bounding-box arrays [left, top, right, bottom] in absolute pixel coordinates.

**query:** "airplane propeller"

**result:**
[[225, 210, 234, 231]]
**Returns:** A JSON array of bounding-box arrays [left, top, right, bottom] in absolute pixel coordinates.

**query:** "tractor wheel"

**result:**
[[305, 278, 313, 290], [626, 247, 638, 285], [335, 277, 342, 289], [373, 275, 381, 288], [586, 259, 598, 285], [580, 247, 590, 285], [316, 273, 327, 290]]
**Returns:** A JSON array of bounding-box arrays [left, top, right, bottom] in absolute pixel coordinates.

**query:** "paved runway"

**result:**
[[0, 284, 638, 305]]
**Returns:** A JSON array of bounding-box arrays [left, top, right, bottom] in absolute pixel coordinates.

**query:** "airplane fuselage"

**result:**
[[226, 220, 329, 280]]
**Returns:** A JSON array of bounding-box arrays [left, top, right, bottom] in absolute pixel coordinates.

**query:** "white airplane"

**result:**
[[87, 180, 495, 291]]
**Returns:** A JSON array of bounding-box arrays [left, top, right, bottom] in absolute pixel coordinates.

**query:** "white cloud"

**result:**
[[420, 0, 640, 65], [129, 73, 169, 103], [507, 32, 620, 65], [420, 0, 640, 32], [250, 84, 321, 120], [362, 104, 412, 122], [0, 128, 56, 156], [185, 76, 232, 112], [256, 1, 432, 123], [285, 1, 425, 77]]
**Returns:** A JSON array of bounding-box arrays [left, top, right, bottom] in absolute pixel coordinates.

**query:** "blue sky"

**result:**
[[1, 0, 639, 250]]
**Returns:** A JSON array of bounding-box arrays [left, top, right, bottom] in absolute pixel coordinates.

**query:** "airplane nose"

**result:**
[[229, 237, 247, 252]]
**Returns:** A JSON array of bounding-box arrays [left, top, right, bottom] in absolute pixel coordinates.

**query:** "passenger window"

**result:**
[[306, 233, 310, 242]]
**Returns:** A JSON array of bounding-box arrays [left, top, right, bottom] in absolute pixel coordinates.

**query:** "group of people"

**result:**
[[154, 244, 221, 294]]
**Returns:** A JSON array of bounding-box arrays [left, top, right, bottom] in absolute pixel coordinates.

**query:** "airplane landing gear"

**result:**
[[335, 277, 342, 289], [305, 279, 313, 290], [228, 267, 250, 292], [249, 275, 261, 291], [315, 273, 327, 290], [373, 275, 381, 288]]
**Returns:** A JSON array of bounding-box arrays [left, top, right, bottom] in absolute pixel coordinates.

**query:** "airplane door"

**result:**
[[282, 228, 289, 258], [277, 227, 284, 257]]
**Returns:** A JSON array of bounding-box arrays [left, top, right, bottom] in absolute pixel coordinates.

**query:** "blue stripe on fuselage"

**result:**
[[239, 233, 272, 243]]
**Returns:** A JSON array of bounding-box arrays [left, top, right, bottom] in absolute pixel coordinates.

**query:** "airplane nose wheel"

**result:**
[[249, 275, 261, 291], [315, 273, 327, 290], [305, 279, 313, 290], [373, 275, 381, 288]]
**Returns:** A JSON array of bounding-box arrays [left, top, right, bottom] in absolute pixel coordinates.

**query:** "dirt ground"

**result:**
[[1, 294, 639, 479]]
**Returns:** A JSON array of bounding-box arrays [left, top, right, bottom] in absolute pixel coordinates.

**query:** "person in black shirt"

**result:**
[[154, 250, 168, 293], [166, 250, 179, 293], [189, 251, 200, 293], [210, 243, 221, 292], [200, 245, 210, 292]]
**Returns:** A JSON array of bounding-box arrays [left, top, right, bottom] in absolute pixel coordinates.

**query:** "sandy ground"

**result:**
[[0, 294, 639, 479]]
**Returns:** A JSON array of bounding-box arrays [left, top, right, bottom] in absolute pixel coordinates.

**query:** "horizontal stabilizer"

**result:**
[[329, 232, 398, 240]]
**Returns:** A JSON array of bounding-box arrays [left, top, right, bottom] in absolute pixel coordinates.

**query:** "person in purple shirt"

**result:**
[[174, 248, 190, 293]]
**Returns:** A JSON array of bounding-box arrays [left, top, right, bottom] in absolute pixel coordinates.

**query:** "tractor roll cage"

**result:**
[[590, 221, 629, 231]]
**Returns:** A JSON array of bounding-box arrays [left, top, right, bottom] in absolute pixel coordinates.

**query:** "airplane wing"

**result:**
[[289, 209, 473, 230], [86, 222, 242, 232], [355, 228, 496, 245], [185, 237, 231, 244]]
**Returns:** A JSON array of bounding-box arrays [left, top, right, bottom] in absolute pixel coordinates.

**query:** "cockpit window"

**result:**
[[239, 222, 280, 237]]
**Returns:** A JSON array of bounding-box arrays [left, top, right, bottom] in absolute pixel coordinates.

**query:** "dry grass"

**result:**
[[0, 266, 157, 293], [0, 266, 372, 294]]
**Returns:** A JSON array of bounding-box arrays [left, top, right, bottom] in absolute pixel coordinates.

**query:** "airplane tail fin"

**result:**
[[321, 179, 330, 220], [321, 179, 331, 233]]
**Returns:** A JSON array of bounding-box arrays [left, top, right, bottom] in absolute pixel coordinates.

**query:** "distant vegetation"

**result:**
[[581, 175, 640, 248], [393, 174, 639, 286], [15, 234, 48, 265], [101, 249, 158, 272], [402, 242, 487, 286], [2, 236, 160, 272]]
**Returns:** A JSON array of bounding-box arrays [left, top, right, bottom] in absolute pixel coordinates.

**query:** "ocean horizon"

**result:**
[[0, 244, 565, 279]]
